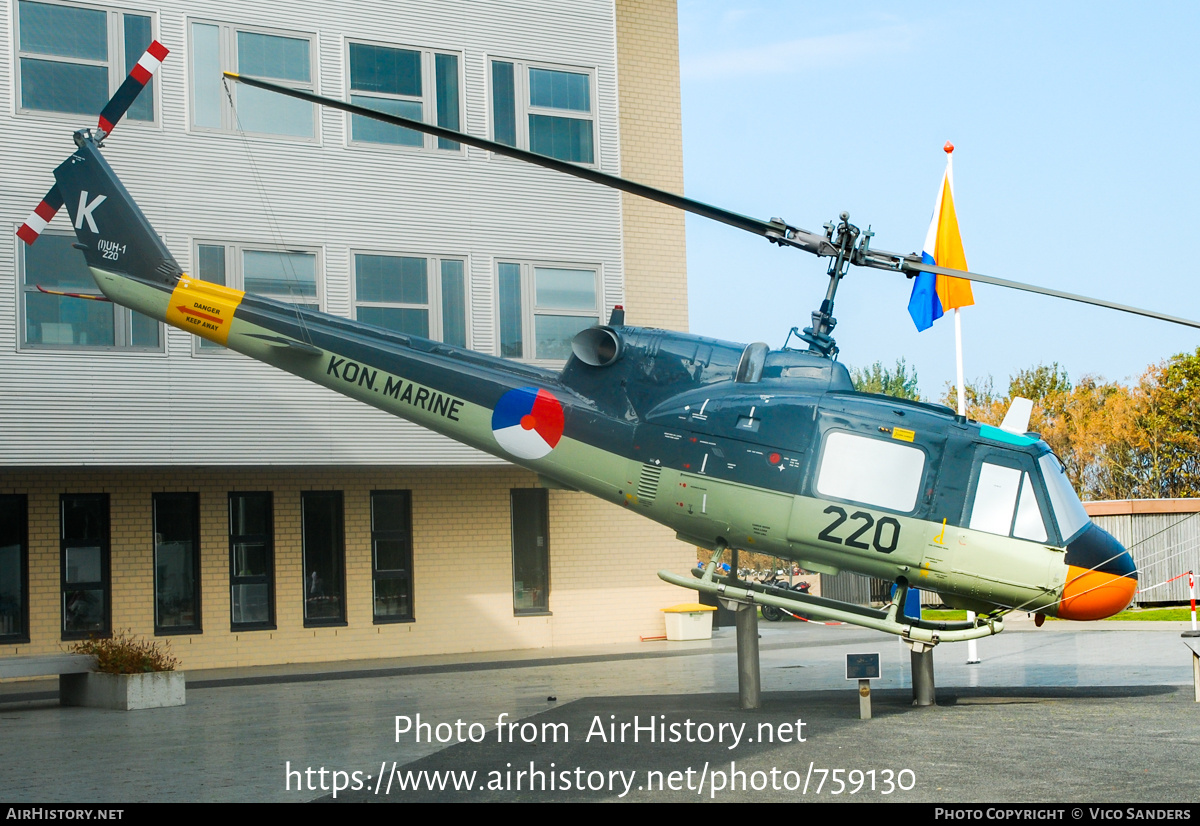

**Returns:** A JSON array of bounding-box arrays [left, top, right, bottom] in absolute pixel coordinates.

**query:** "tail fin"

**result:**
[[52, 137, 182, 289]]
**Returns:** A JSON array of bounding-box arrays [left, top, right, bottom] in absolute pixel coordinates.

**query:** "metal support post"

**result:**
[[910, 641, 936, 707], [735, 601, 761, 710], [858, 679, 872, 719]]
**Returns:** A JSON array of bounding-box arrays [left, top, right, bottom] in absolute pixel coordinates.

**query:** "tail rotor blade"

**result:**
[[97, 40, 169, 136], [16, 184, 65, 245]]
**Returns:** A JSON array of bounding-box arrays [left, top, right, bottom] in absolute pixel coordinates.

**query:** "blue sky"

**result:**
[[677, 1, 1200, 399]]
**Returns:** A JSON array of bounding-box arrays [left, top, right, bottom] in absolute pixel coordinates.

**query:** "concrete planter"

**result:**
[[60, 671, 186, 710]]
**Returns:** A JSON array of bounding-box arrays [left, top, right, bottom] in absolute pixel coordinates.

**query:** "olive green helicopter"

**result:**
[[22, 45, 1191, 650]]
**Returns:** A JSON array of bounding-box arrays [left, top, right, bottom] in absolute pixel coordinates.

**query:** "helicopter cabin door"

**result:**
[[946, 446, 1063, 607]]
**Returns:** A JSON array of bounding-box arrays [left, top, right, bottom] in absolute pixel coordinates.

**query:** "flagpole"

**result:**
[[946, 143, 982, 667], [955, 308, 966, 416]]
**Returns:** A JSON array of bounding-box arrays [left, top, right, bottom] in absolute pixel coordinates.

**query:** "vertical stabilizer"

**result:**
[[52, 137, 182, 289]]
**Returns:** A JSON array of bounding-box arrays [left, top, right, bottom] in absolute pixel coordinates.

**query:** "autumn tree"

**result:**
[[851, 359, 921, 400]]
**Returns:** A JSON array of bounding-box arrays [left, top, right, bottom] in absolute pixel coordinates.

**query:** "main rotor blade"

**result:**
[[224, 72, 831, 255], [862, 248, 1200, 331]]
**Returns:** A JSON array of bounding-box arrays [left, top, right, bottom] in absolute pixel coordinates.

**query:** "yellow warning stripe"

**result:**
[[165, 275, 246, 346]]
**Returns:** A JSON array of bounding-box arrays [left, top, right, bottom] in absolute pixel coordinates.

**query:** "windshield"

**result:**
[[1037, 453, 1090, 542]]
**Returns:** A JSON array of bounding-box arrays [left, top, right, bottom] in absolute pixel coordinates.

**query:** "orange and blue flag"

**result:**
[[907, 145, 974, 331]]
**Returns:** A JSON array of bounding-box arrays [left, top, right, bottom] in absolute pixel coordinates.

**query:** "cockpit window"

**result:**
[[968, 463, 1048, 542], [1038, 453, 1090, 541]]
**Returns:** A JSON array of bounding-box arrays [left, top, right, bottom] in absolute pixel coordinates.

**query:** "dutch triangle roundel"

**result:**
[[491, 387, 565, 460]]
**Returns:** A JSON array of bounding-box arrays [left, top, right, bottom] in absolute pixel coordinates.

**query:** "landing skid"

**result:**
[[658, 544, 1005, 646]]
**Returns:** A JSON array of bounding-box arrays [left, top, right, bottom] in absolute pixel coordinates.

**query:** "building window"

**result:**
[[497, 262, 599, 361], [16, 0, 157, 121], [153, 493, 201, 635], [302, 491, 345, 625], [347, 41, 461, 150], [193, 242, 321, 351], [491, 59, 595, 164], [230, 492, 273, 630], [190, 21, 315, 138], [353, 253, 467, 346], [20, 233, 161, 350], [511, 489, 549, 615], [61, 494, 109, 640], [0, 496, 29, 643], [371, 491, 413, 622]]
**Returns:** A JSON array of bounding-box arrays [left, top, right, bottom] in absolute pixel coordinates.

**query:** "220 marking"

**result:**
[[817, 505, 900, 554]]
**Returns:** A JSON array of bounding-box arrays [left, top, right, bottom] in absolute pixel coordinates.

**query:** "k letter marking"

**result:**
[[75, 191, 106, 233]]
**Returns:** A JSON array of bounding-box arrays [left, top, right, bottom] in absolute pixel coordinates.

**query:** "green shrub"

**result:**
[[69, 629, 180, 674]]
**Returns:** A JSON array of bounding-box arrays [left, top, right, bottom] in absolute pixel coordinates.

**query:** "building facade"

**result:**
[[0, 0, 693, 668]]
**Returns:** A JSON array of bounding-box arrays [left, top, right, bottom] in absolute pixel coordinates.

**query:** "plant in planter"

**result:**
[[62, 630, 186, 710]]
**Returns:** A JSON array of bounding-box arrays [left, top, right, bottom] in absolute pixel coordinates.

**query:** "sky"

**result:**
[[676, 1, 1200, 400]]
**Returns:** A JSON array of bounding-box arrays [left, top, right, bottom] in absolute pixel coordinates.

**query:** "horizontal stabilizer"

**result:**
[[244, 334, 322, 356]]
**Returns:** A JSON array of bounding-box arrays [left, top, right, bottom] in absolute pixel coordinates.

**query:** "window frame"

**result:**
[[488, 56, 599, 167], [14, 0, 160, 126], [510, 488, 550, 616], [344, 38, 464, 153], [495, 260, 602, 363], [191, 240, 324, 354], [187, 18, 318, 141], [351, 250, 469, 346], [0, 495, 30, 644], [229, 491, 275, 631], [301, 490, 346, 627], [60, 493, 110, 641], [370, 490, 414, 624], [17, 230, 165, 353], [152, 492, 202, 636]]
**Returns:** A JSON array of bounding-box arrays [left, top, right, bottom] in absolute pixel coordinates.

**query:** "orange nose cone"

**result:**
[[1058, 566, 1137, 620]]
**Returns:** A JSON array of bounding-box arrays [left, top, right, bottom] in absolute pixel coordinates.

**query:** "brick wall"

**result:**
[[0, 466, 694, 669], [615, 0, 689, 331]]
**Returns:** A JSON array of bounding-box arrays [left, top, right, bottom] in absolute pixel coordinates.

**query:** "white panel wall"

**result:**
[[0, 0, 625, 465]]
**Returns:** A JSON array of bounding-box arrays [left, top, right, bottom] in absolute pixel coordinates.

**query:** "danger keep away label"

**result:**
[[166, 275, 246, 346]]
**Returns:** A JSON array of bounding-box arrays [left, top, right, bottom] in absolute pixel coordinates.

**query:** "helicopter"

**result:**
[[21, 51, 1186, 650]]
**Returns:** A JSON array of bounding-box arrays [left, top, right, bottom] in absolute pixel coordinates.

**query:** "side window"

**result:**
[[815, 431, 926, 513], [16, 0, 157, 122], [230, 492, 274, 630], [21, 233, 162, 351], [967, 460, 1049, 542], [490, 59, 596, 165], [496, 262, 599, 361], [61, 494, 110, 640], [153, 493, 201, 635], [347, 42, 461, 151], [190, 21, 315, 138], [0, 496, 29, 643], [511, 488, 549, 614], [302, 491, 345, 625], [353, 253, 468, 346]]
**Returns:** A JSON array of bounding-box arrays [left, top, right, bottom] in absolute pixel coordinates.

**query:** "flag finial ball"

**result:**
[[943, 141, 955, 154]]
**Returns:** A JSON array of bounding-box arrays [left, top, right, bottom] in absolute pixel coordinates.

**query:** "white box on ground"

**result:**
[[661, 603, 716, 641]]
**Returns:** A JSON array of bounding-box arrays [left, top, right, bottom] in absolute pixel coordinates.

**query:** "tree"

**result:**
[[939, 375, 1005, 422], [851, 359, 921, 401]]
